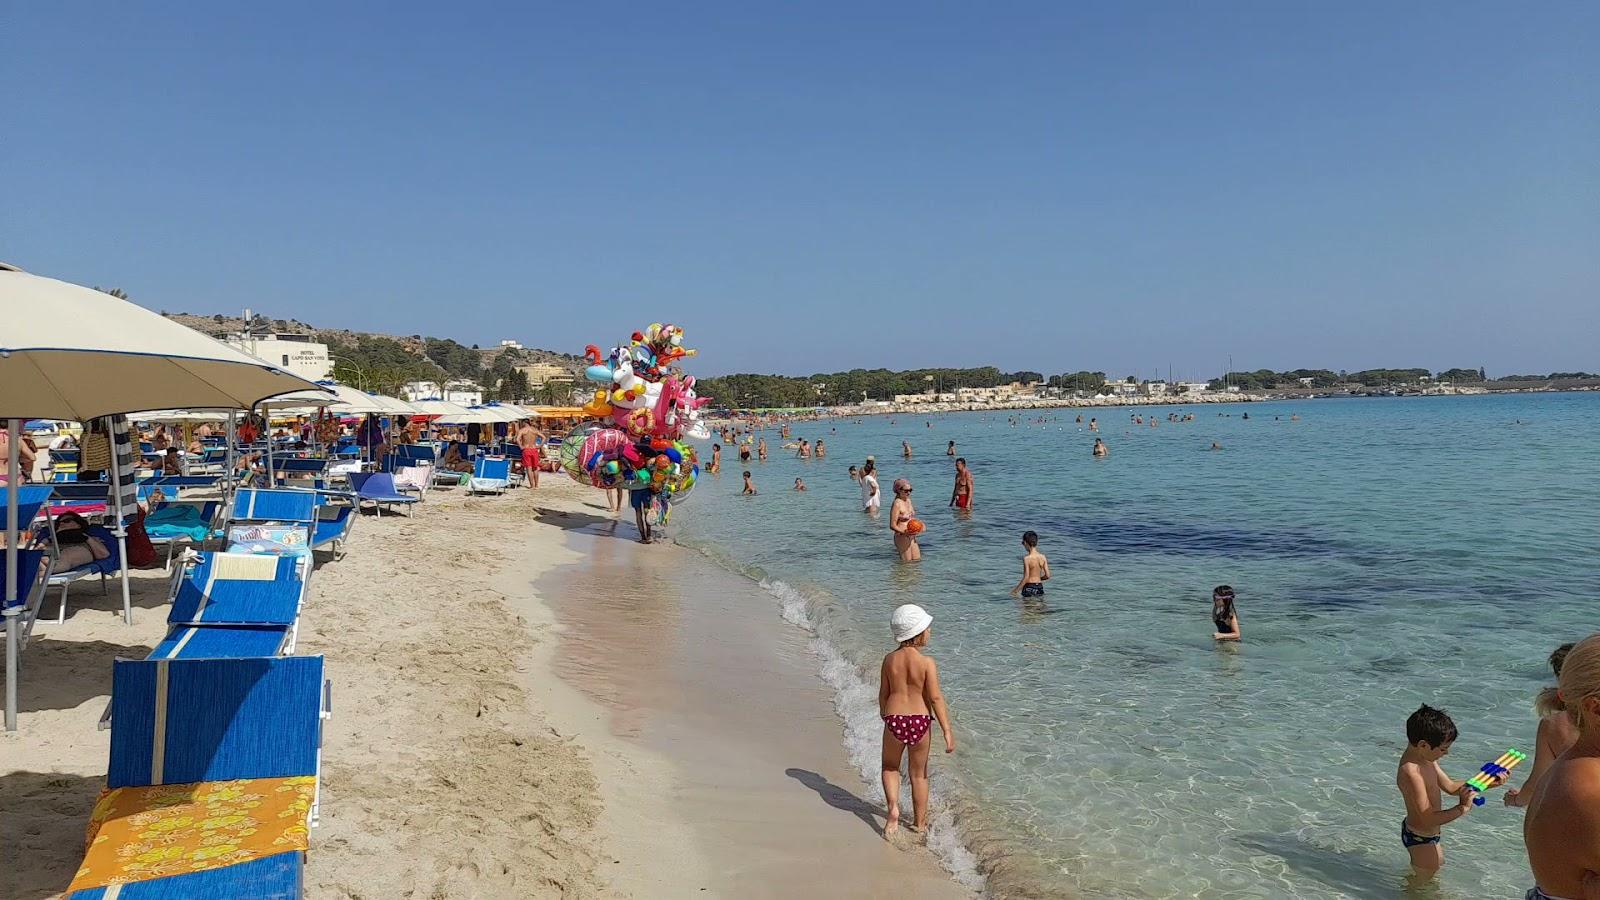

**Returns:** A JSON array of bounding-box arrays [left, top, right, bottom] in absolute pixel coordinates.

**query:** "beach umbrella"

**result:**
[[408, 399, 472, 418], [1, 264, 323, 731]]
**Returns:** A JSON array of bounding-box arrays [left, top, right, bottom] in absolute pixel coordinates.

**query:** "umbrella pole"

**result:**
[[6, 418, 22, 730], [107, 418, 132, 625], [265, 413, 275, 488], [224, 410, 236, 501]]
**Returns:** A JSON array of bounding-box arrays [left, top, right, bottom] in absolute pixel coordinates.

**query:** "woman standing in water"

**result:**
[[1506, 643, 1580, 807], [1523, 633, 1600, 900], [880, 604, 955, 837], [890, 478, 920, 561], [1211, 585, 1240, 641]]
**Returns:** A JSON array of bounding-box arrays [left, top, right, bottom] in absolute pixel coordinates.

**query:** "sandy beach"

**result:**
[[1, 478, 975, 899]]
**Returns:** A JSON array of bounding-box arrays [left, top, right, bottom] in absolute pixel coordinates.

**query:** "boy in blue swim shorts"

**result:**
[[1395, 704, 1473, 881]]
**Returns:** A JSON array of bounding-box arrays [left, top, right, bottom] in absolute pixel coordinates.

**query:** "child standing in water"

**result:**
[[1010, 530, 1050, 597], [880, 604, 955, 837], [1395, 704, 1473, 881]]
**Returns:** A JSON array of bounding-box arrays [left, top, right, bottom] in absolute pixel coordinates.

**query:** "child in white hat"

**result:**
[[879, 604, 955, 837]]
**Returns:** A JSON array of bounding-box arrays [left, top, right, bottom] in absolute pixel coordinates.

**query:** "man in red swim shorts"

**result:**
[[515, 419, 545, 489], [949, 457, 973, 511]]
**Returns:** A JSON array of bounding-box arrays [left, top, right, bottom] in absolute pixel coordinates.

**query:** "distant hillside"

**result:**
[[161, 310, 587, 400]]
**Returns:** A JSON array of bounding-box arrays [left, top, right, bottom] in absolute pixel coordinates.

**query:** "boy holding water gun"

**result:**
[[1395, 705, 1474, 880]]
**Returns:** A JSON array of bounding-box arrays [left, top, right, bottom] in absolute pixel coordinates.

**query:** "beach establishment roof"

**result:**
[[0, 264, 323, 421], [529, 406, 588, 419]]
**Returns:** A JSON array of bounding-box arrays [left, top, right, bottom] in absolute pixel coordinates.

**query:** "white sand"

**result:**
[[1, 478, 976, 899]]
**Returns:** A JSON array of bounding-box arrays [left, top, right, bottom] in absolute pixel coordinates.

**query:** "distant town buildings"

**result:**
[[515, 363, 575, 388], [498, 339, 524, 350], [402, 380, 484, 406]]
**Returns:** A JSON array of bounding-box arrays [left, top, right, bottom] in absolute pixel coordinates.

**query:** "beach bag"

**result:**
[[81, 430, 112, 471], [125, 509, 157, 568]]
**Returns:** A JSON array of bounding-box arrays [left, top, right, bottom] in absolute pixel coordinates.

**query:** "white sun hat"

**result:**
[[891, 604, 933, 643]]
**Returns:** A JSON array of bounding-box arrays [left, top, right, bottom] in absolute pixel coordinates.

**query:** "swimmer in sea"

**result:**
[[742, 470, 757, 495], [903, 440, 912, 459], [1010, 530, 1050, 598], [1210, 442, 1223, 451], [946, 440, 956, 456], [794, 477, 806, 492], [1093, 438, 1108, 458], [880, 605, 954, 838], [849, 464, 860, 483], [949, 457, 973, 511], [709, 443, 722, 474], [1088, 418, 1098, 432], [758, 438, 767, 461]]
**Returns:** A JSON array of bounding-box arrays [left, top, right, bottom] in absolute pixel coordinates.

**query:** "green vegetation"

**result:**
[[1500, 371, 1599, 382], [697, 367, 1047, 409]]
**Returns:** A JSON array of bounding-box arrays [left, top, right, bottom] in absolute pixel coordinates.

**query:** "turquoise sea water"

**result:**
[[671, 394, 1600, 899]]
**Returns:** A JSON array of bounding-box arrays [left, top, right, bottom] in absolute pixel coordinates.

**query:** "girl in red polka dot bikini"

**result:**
[[879, 604, 956, 837]]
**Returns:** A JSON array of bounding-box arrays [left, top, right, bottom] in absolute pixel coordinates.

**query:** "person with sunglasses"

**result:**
[[890, 478, 921, 561]]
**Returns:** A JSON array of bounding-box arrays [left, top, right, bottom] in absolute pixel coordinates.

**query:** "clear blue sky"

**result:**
[[4, 3, 1595, 379]]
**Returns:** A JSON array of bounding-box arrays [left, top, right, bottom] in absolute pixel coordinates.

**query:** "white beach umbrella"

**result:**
[[134, 409, 230, 424], [369, 394, 420, 415], [408, 399, 472, 417], [0, 264, 321, 731], [433, 407, 504, 425]]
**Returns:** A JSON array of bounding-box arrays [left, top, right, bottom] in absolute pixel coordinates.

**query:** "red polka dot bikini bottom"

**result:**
[[883, 714, 933, 746]]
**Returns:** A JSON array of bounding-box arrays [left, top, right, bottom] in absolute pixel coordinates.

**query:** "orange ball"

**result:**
[[905, 519, 925, 535]]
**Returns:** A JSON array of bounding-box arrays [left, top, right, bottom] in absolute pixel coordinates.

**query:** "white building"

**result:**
[[498, 339, 524, 350], [1178, 382, 1212, 395], [225, 333, 332, 381], [1143, 381, 1169, 396], [402, 380, 484, 406]]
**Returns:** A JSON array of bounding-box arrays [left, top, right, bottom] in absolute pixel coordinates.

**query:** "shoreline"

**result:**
[[523, 486, 978, 898]]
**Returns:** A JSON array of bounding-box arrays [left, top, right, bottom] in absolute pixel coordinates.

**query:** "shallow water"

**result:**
[[672, 394, 1600, 898]]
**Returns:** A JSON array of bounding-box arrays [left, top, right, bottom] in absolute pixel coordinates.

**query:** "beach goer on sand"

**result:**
[[1211, 585, 1240, 640], [879, 604, 955, 837], [605, 485, 622, 515], [890, 479, 920, 561], [439, 442, 472, 473], [1396, 704, 1472, 881], [742, 471, 757, 495], [903, 440, 912, 459], [1010, 531, 1050, 598], [849, 465, 860, 483], [1506, 643, 1580, 808], [861, 461, 880, 514], [516, 420, 545, 489], [946, 440, 956, 456], [950, 458, 973, 510], [1523, 633, 1600, 900], [630, 486, 655, 543], [1093, 438, 1108, 458], [794, 477, 806, 492], [815, 439, 826, 459], [758, 438, 767, 461], [161, 447, 185, 476]]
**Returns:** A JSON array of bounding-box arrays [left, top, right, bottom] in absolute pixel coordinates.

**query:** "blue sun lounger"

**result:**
[[67, 655, 330, 898], [348, 472, 419, 517], [228, 488, 354, 559], [468, 455, 511, 494], [48, 523, 123, 625], [145, 500, 223, 570]]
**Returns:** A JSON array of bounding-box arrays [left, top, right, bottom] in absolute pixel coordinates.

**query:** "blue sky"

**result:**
[[3, 3, 1595, 379]]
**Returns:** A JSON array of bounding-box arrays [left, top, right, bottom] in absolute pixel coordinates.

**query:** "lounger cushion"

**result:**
[[66, 779, 311, 894]]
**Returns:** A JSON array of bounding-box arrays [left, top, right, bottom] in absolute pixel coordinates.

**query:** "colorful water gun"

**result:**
[[1463, 749, 1526, 805]]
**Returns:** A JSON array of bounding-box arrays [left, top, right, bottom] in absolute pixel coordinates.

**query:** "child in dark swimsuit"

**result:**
[[879, 604, 955, 837], [1011, 530, 1049, 598], [1212, 585, 1241, 641]]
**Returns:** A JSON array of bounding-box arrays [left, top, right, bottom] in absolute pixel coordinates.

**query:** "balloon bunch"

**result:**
[[579, 323, 711, 442], [559, 424, 700, 502]]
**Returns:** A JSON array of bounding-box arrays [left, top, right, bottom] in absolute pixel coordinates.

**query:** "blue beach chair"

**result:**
[[68, 655, 331, 898], [350, 472, 419, 517], [145, 500, 223, 571], [228, 488, 355, 559], [48, 523, 123, 625], [468, 456, 511, 495]]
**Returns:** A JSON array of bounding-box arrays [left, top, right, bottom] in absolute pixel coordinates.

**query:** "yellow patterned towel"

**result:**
[[68, 776, 315, 892], [209, 553, 278, 581]]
